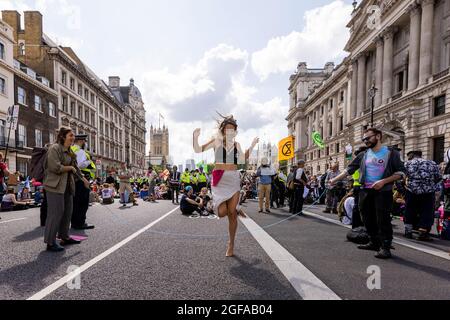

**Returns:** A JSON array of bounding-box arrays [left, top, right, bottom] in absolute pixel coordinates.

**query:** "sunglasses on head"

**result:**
[[362, 135, 377, 143]]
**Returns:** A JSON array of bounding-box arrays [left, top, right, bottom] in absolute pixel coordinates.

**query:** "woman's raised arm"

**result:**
[[193, 128, 215, 153]]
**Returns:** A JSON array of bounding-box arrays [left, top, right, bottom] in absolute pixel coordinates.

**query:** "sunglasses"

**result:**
[[362, 135, 377, 143]]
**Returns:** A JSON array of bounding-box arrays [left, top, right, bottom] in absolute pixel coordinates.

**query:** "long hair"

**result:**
[[57, 126, 73, 145]]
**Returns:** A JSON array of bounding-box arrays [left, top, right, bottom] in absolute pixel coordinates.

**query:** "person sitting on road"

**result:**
[[198, 187, 213, 216], [101, 183, 115, 205], [1, 188, 30, 211], [139, 184, 150, 201], [180, 186, 203, 216], [159, 184, 170, 200], [18, 186, 32, 202]]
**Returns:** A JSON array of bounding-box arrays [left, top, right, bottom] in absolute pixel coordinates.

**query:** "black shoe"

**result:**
[[47, 243, 65, 252], [60, 238, 81, 246], [73, 224, 95, 230], [323, 209, 331, 214], [133, 202, 139, 206], [375, 248, 392, 259], [258, 210, 263, 213], [266, 210, 271, 214], [357, 242, 381, 251]]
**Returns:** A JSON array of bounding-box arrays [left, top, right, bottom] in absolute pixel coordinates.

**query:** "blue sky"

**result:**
[[1, 0, 355, 164]]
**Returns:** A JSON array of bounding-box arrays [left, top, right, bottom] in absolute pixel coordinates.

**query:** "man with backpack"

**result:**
[[330, 128, 406, 259]]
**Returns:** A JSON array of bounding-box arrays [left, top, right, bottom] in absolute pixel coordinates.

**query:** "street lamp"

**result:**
[[368, 84, 378, 127]]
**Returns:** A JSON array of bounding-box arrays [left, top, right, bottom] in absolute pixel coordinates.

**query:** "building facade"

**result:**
[[149, 125, 169, 167], [0, 18, 18, 171], [288, 0, 450, 175], [109, 77, 147, 175], [13, 59, 58, 176]]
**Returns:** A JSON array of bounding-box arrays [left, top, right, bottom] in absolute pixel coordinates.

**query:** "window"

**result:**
[[328, 122, 332, 137], [35, 129, 43, 147], [340, 91, 344, 102], [85, 110, 89, 124], [18, 124, 26, 147], [78, 84, 83, 96], [34, 95, 42, 112], [18, 87, 27, 105], [433, 136, 445, 164], [339, 116, 344, 132], [61, 71, 67, 85], [0, 77, 5, 95], [330, 99, 333, 109], [70, 78, 75, 90], [49, 102, 56, 117], [100, 119, 104, 134], [336, 143, 340, 153], [321, 106, 324, 115], [91, 93, 95, 105], [0, 42, 5, 60], [434, 95, 446, 117], [70, 101, 75, 116], [99, 101, 103, 114], [49, 132, 55, 144], [91, 112, 95, 126], [78, 106, 83, 120], [326, 147, 330, 156], [84, 89, 89, 100], [62, 96, 68, 112], [396, 71, 404, 93]]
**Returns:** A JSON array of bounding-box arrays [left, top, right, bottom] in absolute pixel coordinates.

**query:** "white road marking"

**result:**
[[27, 207, 179, 300], [303, 210, 450, 261], [0, 218, 27, 225], [240, 216, 341, 300]]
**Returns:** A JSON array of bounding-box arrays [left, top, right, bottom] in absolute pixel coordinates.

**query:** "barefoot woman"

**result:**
[[193, 115, 258, 257]]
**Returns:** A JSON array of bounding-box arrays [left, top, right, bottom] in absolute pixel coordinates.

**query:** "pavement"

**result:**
[[0, 198, 449, 300]]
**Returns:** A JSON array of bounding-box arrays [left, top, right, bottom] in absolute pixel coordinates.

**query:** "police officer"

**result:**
[[71, 135, 95, 230], [181, 168, 191, 191], [197, 167, 208, 192]]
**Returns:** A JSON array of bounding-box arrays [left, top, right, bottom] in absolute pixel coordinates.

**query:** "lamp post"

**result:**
[[368, 84, 378, 127]]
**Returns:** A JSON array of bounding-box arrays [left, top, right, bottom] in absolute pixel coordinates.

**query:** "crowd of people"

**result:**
[[1, 125, 449, 259]]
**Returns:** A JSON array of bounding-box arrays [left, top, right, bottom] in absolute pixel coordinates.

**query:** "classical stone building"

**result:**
[[0, 18, 18, 171], [109, 77, 147, 175], [287, 0, 450, 175], [148, 125, 169, 166]]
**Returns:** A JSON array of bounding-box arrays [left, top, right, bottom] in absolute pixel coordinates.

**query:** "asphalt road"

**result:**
[[0, 198, 449, 300]]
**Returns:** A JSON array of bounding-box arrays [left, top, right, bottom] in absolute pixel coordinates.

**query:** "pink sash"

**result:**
[[212, 170, 225, 187]]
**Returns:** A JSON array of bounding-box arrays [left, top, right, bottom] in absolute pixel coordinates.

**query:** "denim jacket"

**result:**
[[345, 147, 406, 191]]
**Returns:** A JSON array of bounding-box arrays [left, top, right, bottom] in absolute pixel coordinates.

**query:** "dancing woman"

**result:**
[[193, 115, 258, 257]]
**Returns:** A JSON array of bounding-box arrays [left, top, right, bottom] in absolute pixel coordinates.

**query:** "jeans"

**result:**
[[293, 186, 305, 214], [359, 189, 393, 247], [404, 191, 435, 232]]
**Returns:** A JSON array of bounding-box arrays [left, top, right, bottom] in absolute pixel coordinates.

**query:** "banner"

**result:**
[[278, 136, 295, 161], [312, 131, 325, 149]]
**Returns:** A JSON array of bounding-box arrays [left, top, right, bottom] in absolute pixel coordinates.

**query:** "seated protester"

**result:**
[[139, 184, 150, 201], [1, 188, 29, 211], [180, 186, 203, 216], [159, 184, 169, 200], [337, 189, 354, 225], [34, 186, 44, 206], [101, 183, 115, 205], [198, 187, 213, 215], [18, 186, 32, 202], [153, 185, 161, 201]]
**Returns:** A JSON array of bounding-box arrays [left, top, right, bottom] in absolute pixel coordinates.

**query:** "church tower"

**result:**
[[149, 124, 170, 166]]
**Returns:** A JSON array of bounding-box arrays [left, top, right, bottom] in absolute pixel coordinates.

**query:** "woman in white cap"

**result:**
[[193, 115, 258, 257]]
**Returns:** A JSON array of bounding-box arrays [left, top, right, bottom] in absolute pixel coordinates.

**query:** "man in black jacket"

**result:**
[[330, 128, 405, 259], [292, 160, 308, 215], [169, 166, 181, 204]]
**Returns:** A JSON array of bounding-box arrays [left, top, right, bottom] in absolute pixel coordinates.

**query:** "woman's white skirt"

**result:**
[[212, 170, 241, 215]]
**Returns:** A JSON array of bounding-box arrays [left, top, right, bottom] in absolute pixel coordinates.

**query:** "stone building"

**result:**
[[2, 10, 127, 175], [13, 59, 58, 176], [287, 0, 450, 175], [0, 18, 18, 171], [148, 125, 169, 166], [109, 77, 147, 175]]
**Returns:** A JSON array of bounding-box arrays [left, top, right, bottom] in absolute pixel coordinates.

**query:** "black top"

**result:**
[[215, 144, 239, 165]]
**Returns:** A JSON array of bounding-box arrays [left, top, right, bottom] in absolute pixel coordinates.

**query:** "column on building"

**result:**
[[408, 2, 421, 91], [375, 37, 384, 107], [382, 27, 395, 104], [356, 53, 367, 117], [350, 62, 358, 119], [344, 77, 350, 126], [419, 0, 435, 85], [333, 92, 339, 136], [308, 115, 312, 147], [324, 102, 329, 138]]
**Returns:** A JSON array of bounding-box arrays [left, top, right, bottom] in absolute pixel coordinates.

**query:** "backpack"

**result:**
[[346, 226, 370, 244], [30, 147, 48, 183]]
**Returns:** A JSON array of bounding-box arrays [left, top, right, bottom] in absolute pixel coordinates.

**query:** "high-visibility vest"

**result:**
[[71, 145, 96, 180], [181, 172, 191, 184], [353, 170, 361, 187], [191, 174, 198, 184], [198, 173, 207, 183]]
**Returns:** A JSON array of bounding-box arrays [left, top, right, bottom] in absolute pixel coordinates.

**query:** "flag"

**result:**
[[312, 131, 325, 149], [278, 136, 295, 161]]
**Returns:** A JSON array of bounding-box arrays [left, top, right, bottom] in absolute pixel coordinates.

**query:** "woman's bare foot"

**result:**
[[237, 209, 247, 218], [226, 243, 234, 257]]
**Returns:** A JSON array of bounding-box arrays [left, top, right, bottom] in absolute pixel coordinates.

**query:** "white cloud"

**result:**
[[251, 0, 352, 80]]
